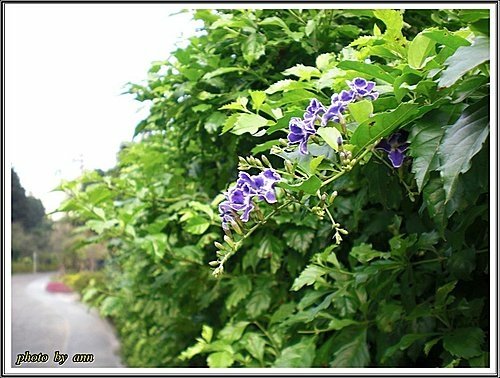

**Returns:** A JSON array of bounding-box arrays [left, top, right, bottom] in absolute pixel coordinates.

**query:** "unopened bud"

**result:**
[[231, 221, 243, 235], [224, 235, 235, 248], [328, 191, 338, 204], [214, 241, 225, 250], [261, 155, 271, 167], [285, 160, 294, 173], [279, 138, 288, 146], [209, 260, 220, 267], [338, 228, 349, 235]]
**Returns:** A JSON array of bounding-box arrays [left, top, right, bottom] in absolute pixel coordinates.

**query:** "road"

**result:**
[[11, 272, 123, 368]]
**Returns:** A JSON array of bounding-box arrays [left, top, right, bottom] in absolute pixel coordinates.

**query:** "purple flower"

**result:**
[[376, 131, 409, 168], [219, 201, 235, 231], [303, 98, 326, 122], [287, 117, 316, 154], [348, 77, 379, 101], [220, 169, 281, 229]]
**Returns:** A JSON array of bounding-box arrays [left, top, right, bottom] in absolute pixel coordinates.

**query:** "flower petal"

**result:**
[[388, 150, 405, 168], [376, 139, 392, 153]]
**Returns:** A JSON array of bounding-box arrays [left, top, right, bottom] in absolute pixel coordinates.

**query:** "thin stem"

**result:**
[[254, 321, 280, 354]]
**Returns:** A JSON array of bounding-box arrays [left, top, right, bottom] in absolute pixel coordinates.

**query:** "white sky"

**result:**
[[6, 4, 200, 216]]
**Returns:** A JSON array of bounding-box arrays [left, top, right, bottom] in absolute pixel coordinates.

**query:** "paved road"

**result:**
[[11, 273, 123, 368]]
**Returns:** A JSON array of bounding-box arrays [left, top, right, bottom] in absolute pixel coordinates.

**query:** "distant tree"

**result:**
[[11, 168, 45, 231]]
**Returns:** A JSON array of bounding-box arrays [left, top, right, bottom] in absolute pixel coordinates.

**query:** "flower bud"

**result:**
[[209, 260, 220, 267], [214, 241, 225, 250], [224, 235, 235, 248], [261, 155, 271, 167]]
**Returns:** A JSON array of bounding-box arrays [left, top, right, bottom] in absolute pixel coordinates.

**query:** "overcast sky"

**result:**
[[6, 4, 200, 216]]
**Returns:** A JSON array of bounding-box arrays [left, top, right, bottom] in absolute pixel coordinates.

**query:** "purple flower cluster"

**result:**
[[219, 169, 281, 230], [287, 77, 379, 154]]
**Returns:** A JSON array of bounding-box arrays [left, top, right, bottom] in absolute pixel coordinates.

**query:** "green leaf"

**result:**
[[421, 28, 470, 50], [274, 337, 316, 367], [443, 328, 484, 358], [351, 103, 419, 153], [278, 175, 322, 195], [202, 325, 213, 343], [221, 113, 239, 134], [291, 264, 328, 291], [435, 280, 457, 308], [350, 243, 387, 264], [246, 288, 271, 318], [220, 97, 248, 112], [316, 127, 342, 151], [204, 112, 226, 134], [249, 90, 266, 111], [184, 216, 211, 235], [408, 34, 436, 69], [424, 337, 442, 356], [242, 32, 266, 64], [330, 329, 370, 367], [203, 67, 243, 80], [251, 139, 280, 155], [231, 113, 270, 136], [373, 9, 403, 39], [422, 176, 448, 234], [409, 111, 449, 192], [283, 64, 321, 81], [309, 155, 324, 174], [256, 234, 283, 258], [219, 321, 250, 343], [347, 100, 373, 124], [437, 101, 489, 202], [382, 333, 433, 363], [243, 333, 266, 362], [375, 302, 403, 333], [226, 276, 252, 310], [337, 60, 395, 84], [283, 228, 315, 255], [207, 351, 234, 368], [438, 36, 489, 88], [265, 79, 311, 94]]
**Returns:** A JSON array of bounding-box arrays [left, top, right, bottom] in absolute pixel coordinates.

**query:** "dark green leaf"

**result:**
[[274, 337, 316, 367], [330, 329, 370, 367], [443, 328, 484, 358], [438, 101, 489, 202], [438, 36, 489, 88]]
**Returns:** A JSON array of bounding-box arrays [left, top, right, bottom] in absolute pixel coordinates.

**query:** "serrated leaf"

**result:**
[[283, 64, 321, 81], [443, 328, 484, 358], [242, 32, 266, 64], [438, 36, 489, 88], [246, 288, 271, 318], [438, 101, 489, 202], [207, 351, 234, 368], [317, 127, 342, 151], [283, 228, 315, 255], [330, 329, 370, 367], [202, 325, 213, 343], [226, 276, 252, 310], [274, 337, 316, 367], [243, 333, 266, 362], [337, 60, 396, 84], [219, 321, 250, 342], [408, 33, 436, 69], [221, 113, 239, 134], [249, 90, 266, 111], [351, 103, 419, 153], [231, 113, 270, 136], [421, 28, 470, 50], [373, 9, 403, 39], [422, 176, 448, 234], [316, 53, 334, 71], [435, 280, 457, 308], [291, 264, 328, 291], [351, 243, 388, 264]]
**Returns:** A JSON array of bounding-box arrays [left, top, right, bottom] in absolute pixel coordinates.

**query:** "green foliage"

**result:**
[[59, 9, 489, 368]]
